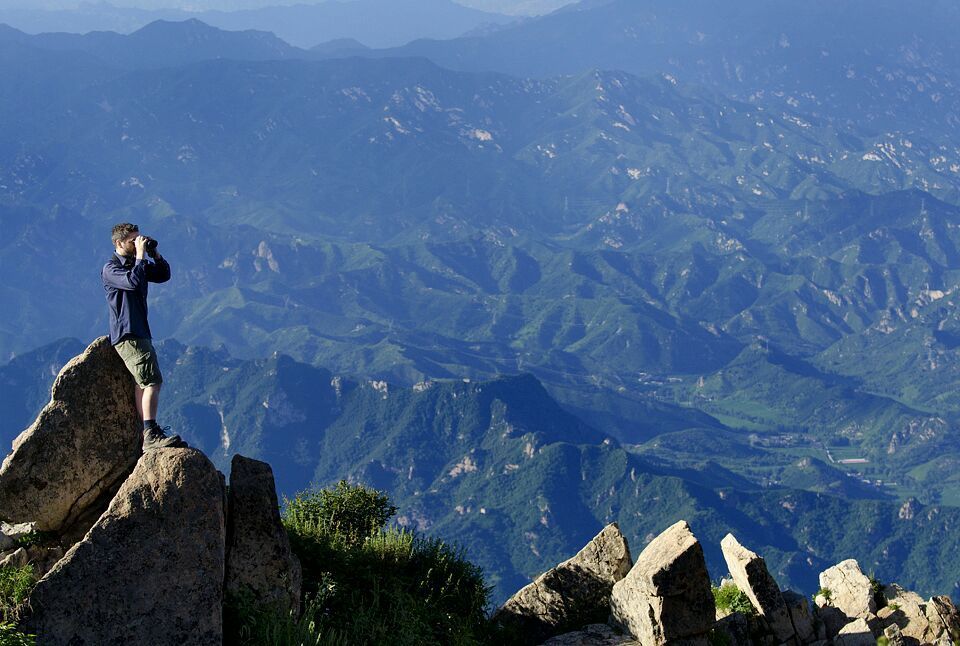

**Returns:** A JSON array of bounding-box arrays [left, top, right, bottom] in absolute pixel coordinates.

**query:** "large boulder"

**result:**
[[493, 523, 632, 644], [0, 337, 141, 533], [818, 559, 876, 621], [610, 520, 714, 646], [878, 584, 960, 645], [225, 454, 302, 614], [24, 448, 226, 646], [719, 533, 797, 643]]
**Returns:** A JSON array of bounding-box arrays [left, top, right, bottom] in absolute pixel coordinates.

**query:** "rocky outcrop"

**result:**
[[720, 533, 797, 643], [25, 448, 226, 646], [225, 454, 302, 614], [818, 559, 876, 622], [0, 336, 141, 533], [493, 523, 632, 643], [877, 584, 960, 645], [609, 520, 714, 645]]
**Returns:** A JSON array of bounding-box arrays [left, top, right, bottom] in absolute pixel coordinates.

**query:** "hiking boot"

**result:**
[[142, 426, 188, 451]]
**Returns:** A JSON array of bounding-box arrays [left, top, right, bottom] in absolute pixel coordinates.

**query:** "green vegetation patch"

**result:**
[[226, 481, 491, 646], [0, 565, 35, 622], [712, 583, 756, 617]]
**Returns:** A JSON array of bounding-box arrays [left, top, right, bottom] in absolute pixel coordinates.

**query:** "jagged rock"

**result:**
[[720, 533, 796, 643], [879, 584, 960, 645], [0, 337, 141, 533], [609, 520, 714, 646], [818, 559, 876, 621], [540, 623, 639, 645], [1, 521, 35, 552], [225, 454, 302, 614], [0, 547, 28, 569], [494, 523, 632, 643], [834, 617, 876, 645], [24, 448, 226, 646], [782, 590, 816, 643], [883, 623, 906, 646]]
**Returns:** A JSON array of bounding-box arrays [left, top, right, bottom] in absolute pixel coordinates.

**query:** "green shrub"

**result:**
[[282, 482, 491, 646], [0, 566, 35, 622], [284, 480, 397, 548], [0, 622, 35, 646], [712, 583, 756, 617]]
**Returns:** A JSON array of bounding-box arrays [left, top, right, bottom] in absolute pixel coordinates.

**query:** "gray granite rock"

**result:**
[[720, 533, 796, 643], [25, 448, 226, 646], [818, 559, 876, 622], [610, 520, 714, 645], [0, 337, 141, 533], [0, 547, 28, 569], [494, 523, 632, 644], [782, 590, 816, 643], [225, 454, 302, 614]]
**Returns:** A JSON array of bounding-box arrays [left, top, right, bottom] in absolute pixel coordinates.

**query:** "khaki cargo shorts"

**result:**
[[115, 337, 163, 388]]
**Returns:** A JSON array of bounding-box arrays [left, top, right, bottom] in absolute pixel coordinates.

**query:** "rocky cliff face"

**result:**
[[0, 337, 300, 645]]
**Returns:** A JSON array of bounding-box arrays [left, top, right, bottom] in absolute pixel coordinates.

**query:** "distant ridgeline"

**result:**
[[3, 0, 960, 615], [3, 339, 959, 606]]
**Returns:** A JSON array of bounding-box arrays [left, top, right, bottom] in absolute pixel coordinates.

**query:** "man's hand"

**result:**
[[134, 235, 148, 260]]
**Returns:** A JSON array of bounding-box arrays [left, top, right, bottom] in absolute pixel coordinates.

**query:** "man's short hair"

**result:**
[[111, 222, 139, 245]]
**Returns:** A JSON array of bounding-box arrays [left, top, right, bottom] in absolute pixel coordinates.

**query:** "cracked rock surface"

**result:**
[[24, 448, 226, 646], [493, 523, 632, 644], [0, 336, 141, 533]]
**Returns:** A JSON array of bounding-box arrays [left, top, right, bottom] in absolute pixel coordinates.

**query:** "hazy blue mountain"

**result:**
[[2, 39, 960, 511], [0, 19, 304, 68], [0, 0, 516, 49], [3, 13, 960, 601], [376, 0, 960, 142]]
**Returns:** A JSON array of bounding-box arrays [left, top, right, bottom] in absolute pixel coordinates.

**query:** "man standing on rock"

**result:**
[[102, 223, 187, 451]]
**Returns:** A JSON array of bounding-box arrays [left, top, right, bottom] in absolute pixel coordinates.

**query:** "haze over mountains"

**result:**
[[0, 0, 519, 48], [2, 0, 960, 603]]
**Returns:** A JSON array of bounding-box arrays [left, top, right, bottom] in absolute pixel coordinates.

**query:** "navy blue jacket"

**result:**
[[102, 253, 171, 345]]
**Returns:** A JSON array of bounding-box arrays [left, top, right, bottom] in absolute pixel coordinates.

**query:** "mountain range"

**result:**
[[2, 3, 960, 603], [0, 0, 518, 49]]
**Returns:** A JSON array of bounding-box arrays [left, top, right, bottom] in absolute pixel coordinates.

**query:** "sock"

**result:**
[[143, 419, 158, 431]]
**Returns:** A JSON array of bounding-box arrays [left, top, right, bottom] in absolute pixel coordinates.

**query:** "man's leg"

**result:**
[[142, 384, 160, 423], [134, 384, 145, 420]]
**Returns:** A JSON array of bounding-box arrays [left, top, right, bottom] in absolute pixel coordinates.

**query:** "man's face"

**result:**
[[116, 230, 139, 255]]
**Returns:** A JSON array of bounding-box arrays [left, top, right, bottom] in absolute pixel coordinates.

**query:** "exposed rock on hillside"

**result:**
[[225, 454, 302, 614], [493, 522, 632, 643], [24, 448, 226, 646], [0, 336, 141, 533], [609, 520, 714, 645]]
